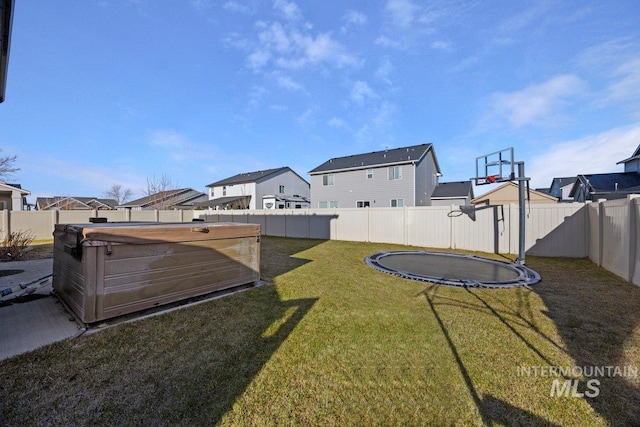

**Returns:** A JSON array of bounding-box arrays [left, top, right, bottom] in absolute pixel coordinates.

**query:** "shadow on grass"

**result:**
[[0, 237, 324, 426], [421, 285, 563, 426], [529, 257, 640, 426], [420, 256, 640, 426]]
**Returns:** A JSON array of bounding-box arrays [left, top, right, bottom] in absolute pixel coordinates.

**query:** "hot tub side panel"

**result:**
[[52, 240, 100, 323], [95, 236, 260, 322]]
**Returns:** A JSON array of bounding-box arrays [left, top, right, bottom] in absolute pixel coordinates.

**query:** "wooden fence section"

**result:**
[[1, 198, 638, 285]]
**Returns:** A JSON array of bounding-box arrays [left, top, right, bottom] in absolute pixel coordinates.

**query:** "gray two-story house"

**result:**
[[206, 167, 310, 210], [309, 143, 442, 208]]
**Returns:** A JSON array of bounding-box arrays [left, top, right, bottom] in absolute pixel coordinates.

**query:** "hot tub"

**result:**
[[53, 221, 260, 323]]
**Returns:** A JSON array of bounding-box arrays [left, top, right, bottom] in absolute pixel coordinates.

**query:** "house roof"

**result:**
[[431, 181, 474, 199], [617, 144, 640, 165], [569, 172, 640, 197], [36, 196, 117, 210], [472, 182, 558, 204], [206, 166, 309, 187], [550, 176, 577, 189], [119, 188, 206, 208], [308, 143, 441, 174], [0, 181, 30, 195], [196, 195, 251, 208]]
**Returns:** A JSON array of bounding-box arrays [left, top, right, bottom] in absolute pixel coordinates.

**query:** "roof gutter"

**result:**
[[0, 0, 14, 103]]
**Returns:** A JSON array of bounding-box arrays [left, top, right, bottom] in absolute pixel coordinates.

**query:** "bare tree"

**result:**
[[104, 184, 133, 205], [0, 149, 19, 181], [143, 174, 179, 210]]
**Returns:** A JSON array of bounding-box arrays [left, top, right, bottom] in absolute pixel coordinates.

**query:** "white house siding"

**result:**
[[209, 169, 309, 210], [310, 164, 416, 208], [210, 183, 256, 208]]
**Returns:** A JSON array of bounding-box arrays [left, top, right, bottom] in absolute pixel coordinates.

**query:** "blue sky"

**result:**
[[2, 0, 640, 203]]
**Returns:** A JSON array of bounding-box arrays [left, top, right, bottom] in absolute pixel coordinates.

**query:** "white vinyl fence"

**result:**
[[1, 197, 638, 285], [201, 203, 589, 257]]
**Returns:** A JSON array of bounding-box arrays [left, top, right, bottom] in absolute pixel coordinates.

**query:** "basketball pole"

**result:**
[[516, 161, 526, 265]]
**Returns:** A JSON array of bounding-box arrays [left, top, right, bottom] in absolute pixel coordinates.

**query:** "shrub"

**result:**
[[0, 230, 35, 261]]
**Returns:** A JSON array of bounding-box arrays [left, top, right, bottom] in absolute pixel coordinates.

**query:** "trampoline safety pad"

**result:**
[[365, 251, 541, 288]]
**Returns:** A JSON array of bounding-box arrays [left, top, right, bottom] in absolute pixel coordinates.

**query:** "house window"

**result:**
[[357, 201, 370, 208], [318, 201, 328, 208], [329, 201, 339, 208], [223, 186, 227, 196], [279, 185, 285, 193], [366, 169, 373, 179], [323, 174, 334, 186], [388, 166, 402, 180], [391, 198, 404, 207]]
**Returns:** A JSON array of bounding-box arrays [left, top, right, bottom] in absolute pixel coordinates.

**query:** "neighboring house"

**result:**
[[569, 172, 640, 202], [36, 196, 116, 211], [117, 188, 207, 210], [308, 143, 442, 208], [617, 143, 640, 173], [0, 182, 30, 211], [262, 194, 310, 210], [472, 182, 558, 205], [205, 167, 310, 210], [548, 177, 578, 201], [430, 181, 474, 207]]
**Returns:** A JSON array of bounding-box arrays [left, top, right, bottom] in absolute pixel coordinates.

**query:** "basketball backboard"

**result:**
[[474, 147, 516, 185]]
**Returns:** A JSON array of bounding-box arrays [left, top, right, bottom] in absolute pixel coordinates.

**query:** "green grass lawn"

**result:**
[[1, 237, 639, 426]]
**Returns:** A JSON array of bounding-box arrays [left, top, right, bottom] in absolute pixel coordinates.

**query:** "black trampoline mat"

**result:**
[[375, 253, 521, 282]]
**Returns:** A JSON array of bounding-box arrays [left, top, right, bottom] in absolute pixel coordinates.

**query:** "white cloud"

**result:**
[[247, 49, 272, 71], [273, 0, 302, 22], [487, 74, 587, 128], [296, 108, 316, 126], [190, 0, 212, 12], [148, 129, 188, 148], [273, 73, 303, 91], [605, 58, 640, 105], [350, 81, 378, 105], [327, 117, 350, 130], [385, 0, 419, 28], [575, 39, 640, 110], [248, 85, 268, 109], [341, 10, 367, 33], [527, 125, 640, 187], [374, 36, 403, 49], [431, 40, 451, 51], [344, 10, 366, 26], [375, 57, 394, 85], [223, 1, 253, 14], [246, 16, 359, 72], [258, 22, 291, 53]]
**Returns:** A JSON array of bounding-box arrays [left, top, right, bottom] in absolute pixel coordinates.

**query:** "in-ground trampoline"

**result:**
[[365, 251, 541, 288]]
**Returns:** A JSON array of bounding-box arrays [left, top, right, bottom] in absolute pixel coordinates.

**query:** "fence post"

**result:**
[[450, 205, 455, 249], [0, 209, 9, 240], [628, 196, 639, 283], [52, 210, 59, 235], [598, 200, 604, 267]]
